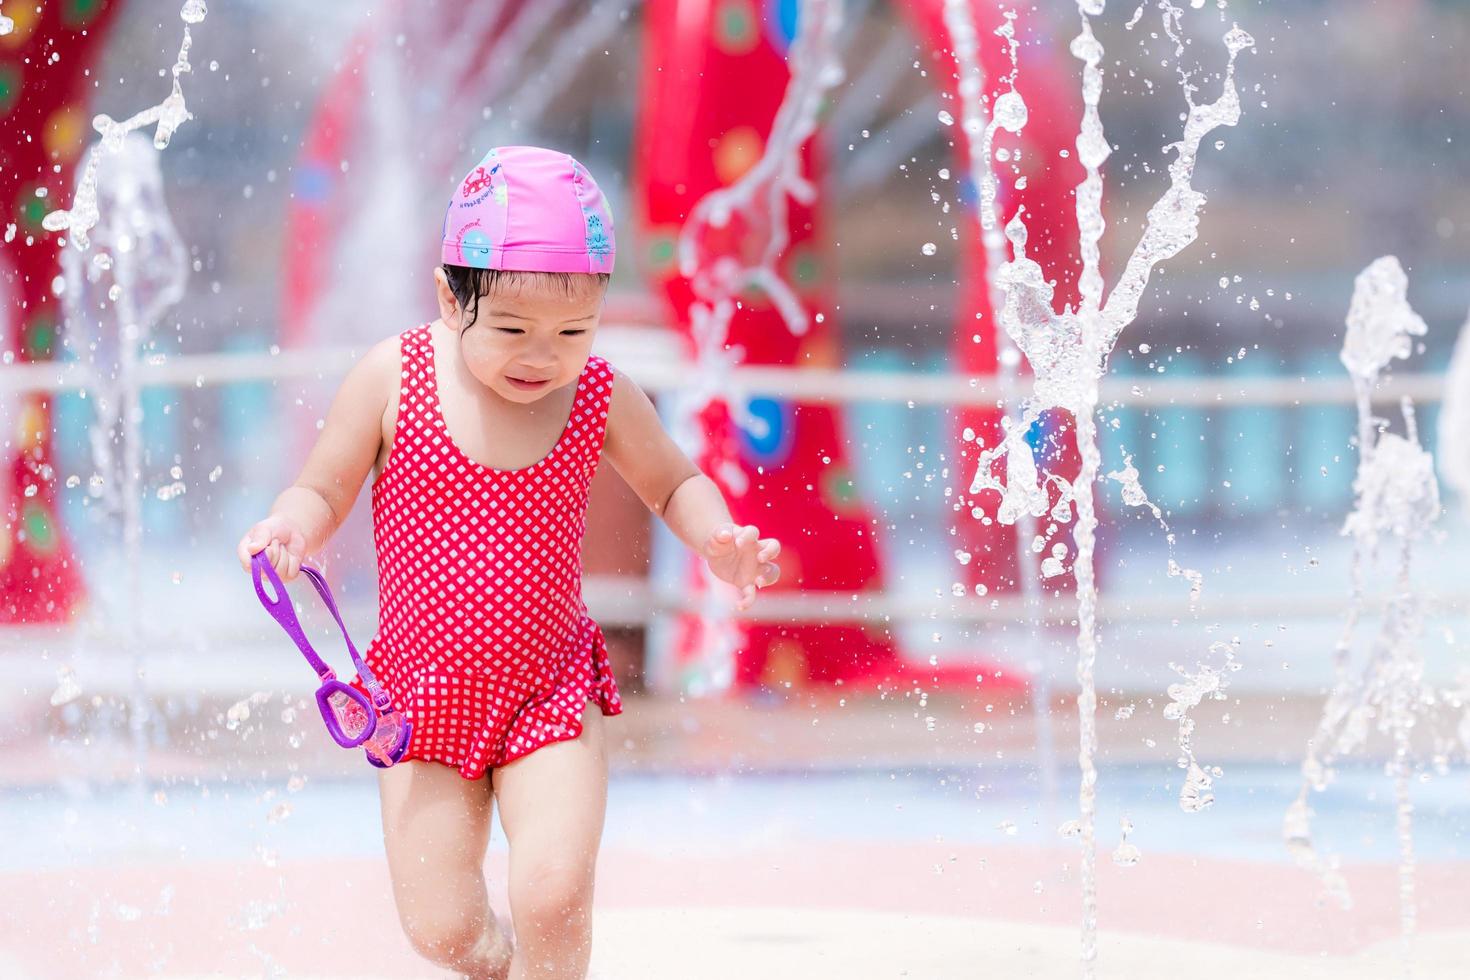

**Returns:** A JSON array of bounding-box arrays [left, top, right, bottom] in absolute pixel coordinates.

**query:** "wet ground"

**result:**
[[3, 689, 1467, 979]]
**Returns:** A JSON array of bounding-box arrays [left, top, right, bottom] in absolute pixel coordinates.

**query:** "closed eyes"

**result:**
[[493, 328, 589, 336]]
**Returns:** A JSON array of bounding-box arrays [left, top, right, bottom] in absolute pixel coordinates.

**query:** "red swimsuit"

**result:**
[[349, 323, 622, 779]]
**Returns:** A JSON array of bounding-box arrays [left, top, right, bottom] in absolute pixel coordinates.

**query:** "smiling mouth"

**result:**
[[507, 376, 551, 388]]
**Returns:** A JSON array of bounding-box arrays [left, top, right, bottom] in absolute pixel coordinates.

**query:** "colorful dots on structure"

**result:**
[[293, 162, 332, 204], [713, 125, 763, 186], [0, 64, 19, 117], [0, 1, 38, 47], [644, 229, 678, 278], [821, 465, 861, 513], [796, 330, 840, 369], [759, 637, 808, 689], [18, 401, 47, 450], [16, 182, 54, 232], [739, 397, 794, 468], [762, 0, 801, 56], [24, 312, 57, 360], [61, 0, 106, 30], [786, 243, 822, 288], [713, 0, 760, 56], [21, 500, 57, 554], [42, 105, 87, 162]]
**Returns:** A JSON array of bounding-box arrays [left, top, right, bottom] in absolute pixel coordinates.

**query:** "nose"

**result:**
[[522, 334, 556, 368]]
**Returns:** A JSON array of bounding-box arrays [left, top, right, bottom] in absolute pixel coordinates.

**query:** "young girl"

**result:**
[[235, 145, 780, 980]]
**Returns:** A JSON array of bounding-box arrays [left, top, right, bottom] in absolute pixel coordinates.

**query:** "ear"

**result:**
[[433, 267, 460, 329]]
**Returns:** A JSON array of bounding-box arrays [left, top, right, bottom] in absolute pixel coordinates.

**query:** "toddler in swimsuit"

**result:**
[[236, 145, 780, 979]]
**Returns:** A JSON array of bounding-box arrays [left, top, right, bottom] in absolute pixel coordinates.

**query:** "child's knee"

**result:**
[[401, 907, 492, 965], [509, 859, 595, 928]]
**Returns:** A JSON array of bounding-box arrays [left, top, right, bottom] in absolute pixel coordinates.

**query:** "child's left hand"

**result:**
[[702, 523, 781, 611]]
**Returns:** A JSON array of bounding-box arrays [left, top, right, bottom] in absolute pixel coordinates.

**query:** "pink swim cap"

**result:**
[[441, 145, 615, 275]]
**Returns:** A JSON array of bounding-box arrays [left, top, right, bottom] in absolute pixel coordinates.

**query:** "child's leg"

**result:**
[[377, 758, 514, 980], [492, 703, 608, 980]]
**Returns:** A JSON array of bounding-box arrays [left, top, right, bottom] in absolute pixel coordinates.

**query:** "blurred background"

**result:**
[[1, 0, 1468, 977]]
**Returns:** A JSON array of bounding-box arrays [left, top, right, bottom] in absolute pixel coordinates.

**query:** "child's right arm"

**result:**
[[235, 336, 400, 581]]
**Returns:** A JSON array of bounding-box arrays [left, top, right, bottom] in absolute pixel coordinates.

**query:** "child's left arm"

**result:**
[[603, 367, 781, 611]]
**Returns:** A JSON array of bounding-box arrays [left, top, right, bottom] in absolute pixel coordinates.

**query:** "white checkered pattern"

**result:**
[[349, 324, 623, 779]]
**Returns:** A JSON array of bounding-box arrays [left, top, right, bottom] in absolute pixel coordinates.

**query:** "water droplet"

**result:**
[[50, 666, 83, 706], [921, 242, 938, 256]]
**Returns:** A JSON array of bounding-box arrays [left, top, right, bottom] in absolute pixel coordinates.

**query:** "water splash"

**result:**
[[943, 0, 1069, 839], [42, 1, 206, 249], [60, 134, 189, 518], [1164, 641, 1238, 811], [1111, 815, 1141, 866], [1287, 257, 1443, 947], [57, 131, 188, 803], [51, 665, 83, 707], [1437, 305, 1470, 500], [957, 3, 1252, 969], [673, 0, 845, 692], [1106, 451, 1203, 604]]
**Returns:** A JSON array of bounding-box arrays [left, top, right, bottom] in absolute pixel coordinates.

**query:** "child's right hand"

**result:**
[[237, 515, 308, 582]]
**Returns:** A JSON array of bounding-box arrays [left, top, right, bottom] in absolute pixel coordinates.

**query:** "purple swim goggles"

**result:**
[[250, 551, 412, 768]]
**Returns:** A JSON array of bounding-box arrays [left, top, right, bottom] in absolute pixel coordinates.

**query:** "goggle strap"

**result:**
[[252, 552, 333, 678]]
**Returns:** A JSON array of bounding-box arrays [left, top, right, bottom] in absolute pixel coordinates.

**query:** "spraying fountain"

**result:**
[[56, 132, 189, 793], [1285, 256, 1448, 955], [668, 0, 848, 692], [947, 1, 1254, 970], [43, 2, 205, 802]]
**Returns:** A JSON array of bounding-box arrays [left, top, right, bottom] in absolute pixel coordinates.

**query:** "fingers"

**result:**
[[705, 526, 781, 609], [238, 523, 268, 570], [238, 517, 309, 582], [704, 522, 738, 556]]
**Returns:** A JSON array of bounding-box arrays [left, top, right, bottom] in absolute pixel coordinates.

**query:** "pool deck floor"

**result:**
[[4, 689, 1468, 978]]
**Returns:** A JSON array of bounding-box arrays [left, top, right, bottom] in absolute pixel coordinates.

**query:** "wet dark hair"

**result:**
[[442, 265, 611, 331]]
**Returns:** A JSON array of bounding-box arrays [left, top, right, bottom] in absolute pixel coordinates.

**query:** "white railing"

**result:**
[[0, 324, 1448, 408], [3, 325, 1463, 627], [580, 578, 1470, 624]]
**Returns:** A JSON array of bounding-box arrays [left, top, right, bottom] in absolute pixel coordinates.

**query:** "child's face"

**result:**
[[441, 274, 604, 403]]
